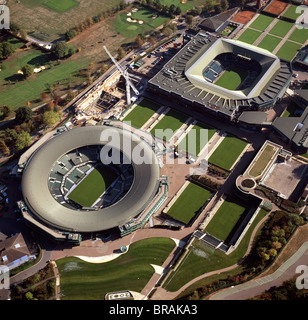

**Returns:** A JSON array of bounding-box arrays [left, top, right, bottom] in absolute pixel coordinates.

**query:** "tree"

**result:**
[[185, 15, 194, 27], [117, 47, 125, 60], [134, 35, 144, 48], [21, 64, 34, 78], [0, 105, 12, 119], [101, 63, 108, 74], [0, 42, 15, 59], [42, 110, 61, 128], [15, 106, 33, 124], [52, 41, 68, 59], [221, 0, 229, 11], [15, 130, 31, 150], [0, 140, 10, 156], [175, 6, 182, 15], [65, 29, 76, 41]]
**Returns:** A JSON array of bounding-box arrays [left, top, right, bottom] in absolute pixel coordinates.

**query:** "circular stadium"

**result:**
[[21, 125, 161, 233]]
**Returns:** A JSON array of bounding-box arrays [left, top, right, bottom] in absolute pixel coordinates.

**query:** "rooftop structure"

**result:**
[[147, 33, 292, 122]]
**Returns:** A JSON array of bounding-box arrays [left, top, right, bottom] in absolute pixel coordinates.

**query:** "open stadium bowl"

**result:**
[[21, 125, 160, 233], [185, 38, 281, 100]]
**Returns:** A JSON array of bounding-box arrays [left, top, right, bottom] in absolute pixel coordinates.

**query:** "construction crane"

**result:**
[[103, 45, 139, 105]]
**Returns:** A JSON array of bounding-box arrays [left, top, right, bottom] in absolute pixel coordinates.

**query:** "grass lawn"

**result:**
[[43, 0, 79, 12], [163, 208, 269, 292], [214, 66, 248, 90], [57, 237, 175, 300], [249, 144, 276, 177], [276, 41, 302, 61], [160, 0, 205, 12], [114, 7, 169, 38], [208, 136, 248, 171], [282, 4, 301, 21], [205, 199, 247, 241], [68, 165, 118, 207], [269, 20, 294, 37], [288, 27, 308, 44], [166, 183, 212, 225], [123, 99, 160, 128], [237, 28, 262, 44], [249, 14, 274, 31], [257, 34, 282, 52], [178, 123, 216, 156], [150, 109, 188, 141]]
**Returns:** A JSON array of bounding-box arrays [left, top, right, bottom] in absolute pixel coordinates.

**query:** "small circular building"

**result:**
[[21, 125, 161, 233]]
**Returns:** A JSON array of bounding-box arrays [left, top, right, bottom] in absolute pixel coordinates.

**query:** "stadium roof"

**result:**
[[21, 125, 161, 233], [148, 33, 292, 117]]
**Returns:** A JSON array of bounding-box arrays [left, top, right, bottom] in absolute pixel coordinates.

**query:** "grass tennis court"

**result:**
[[268, 19, 293, 37], [205, 199, 247, 241], [257, 34, 282, 52], [282, 4, 301, 21], [166, 183, 212, 225], [288, 27, 308, 44], [123, 99, 160, 128], [150, 110, 188, 141], [276, 41, 302, 61], [249, 14, 274, 31], [237, 28, 262, 44], [68, 165, 118, 207], [208, 136, 248, 171], [57, 237, 175, 300], [178, 123, 216, 156], [215, 66, 248, 90]]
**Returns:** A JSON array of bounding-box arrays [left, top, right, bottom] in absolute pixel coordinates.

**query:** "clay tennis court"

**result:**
[[232, 10, 256, 24], [263, 0, 289, 16]]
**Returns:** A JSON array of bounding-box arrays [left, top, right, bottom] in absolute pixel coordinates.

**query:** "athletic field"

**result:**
[[276, 41, 302, 61], [123, 99, 160, 128], [166, 183, 212, 225], [205, 199, 247, 241], [208, 136, 248, 171], [57, 238, 175, 300], [249, 14, 274, 31], [215, 66, 248, 90], [257, 34, 282, 52], [150, 110, 188, 141], [178, 123, 216, 156], [68, 165, 118, 207], [237, 28, 262, 45]]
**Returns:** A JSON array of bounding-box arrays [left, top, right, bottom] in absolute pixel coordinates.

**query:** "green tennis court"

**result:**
[[249, 14, 274, 31], [276, 41, 302, 61], [205, 199, 247, 241], [150, 109, 188, 141], [166, 183, 212, 224], [237, 28, 262, 44], [208, 136, 248, 171], [123, 99, 160, 128], [215, 66, 248, 90], [257, 34, 282, 52], [68, 165, 118, 207]]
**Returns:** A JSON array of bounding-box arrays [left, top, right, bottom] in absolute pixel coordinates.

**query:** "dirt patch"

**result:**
[[264, 0, 289, 16], [232, 10, 256, 25]]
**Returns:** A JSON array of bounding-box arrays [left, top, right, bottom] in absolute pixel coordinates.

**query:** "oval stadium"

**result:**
[[21, 125, 161, 235]]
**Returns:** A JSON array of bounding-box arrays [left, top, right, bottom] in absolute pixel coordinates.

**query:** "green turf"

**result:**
[[0, 48, 89, 108], [114, 7, 169, 38], [257, 34, 282, 52], [57, 237, 175, 300], [237, 28, 262, 44], [150, 109, 188, 141], [178, 123, 216, 156], [208, 136, 248, 171], [288, 27, 308, 44], [68, 165, 118, 207], [123, 99, 160, 128], [276, 40, 302, 61], [163, 209, 268, 292], [268, 20, 293, 37], [249, 145, 276, 177], [205, 199, 246, 241], [249, 14, 274, 31], [282, 4, 301, 21], [214, 66, 248, 90], [43, 0, 79, 12], [166, 183, 212, 225]]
